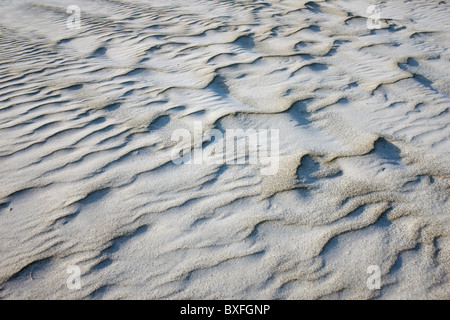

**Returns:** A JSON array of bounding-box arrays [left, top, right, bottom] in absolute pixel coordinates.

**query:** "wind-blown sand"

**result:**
[[0, 0, 449, 299]]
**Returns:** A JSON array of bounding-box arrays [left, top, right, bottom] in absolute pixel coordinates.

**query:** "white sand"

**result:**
[[0, 0, 449, 299]]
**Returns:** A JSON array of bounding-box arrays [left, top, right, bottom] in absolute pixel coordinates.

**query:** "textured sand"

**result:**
[[0, 0, 449, 299]]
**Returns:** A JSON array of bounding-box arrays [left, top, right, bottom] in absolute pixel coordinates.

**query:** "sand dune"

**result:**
[[0, 0, 449, 299]]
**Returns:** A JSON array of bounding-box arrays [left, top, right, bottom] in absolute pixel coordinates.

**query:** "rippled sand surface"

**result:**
[[0, 0, 449, 299]]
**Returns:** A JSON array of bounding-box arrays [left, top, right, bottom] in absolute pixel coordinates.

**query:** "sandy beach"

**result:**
[[0, 0, 449, 299]]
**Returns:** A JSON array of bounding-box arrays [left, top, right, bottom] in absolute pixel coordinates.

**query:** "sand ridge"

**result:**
[[0, 0, 449, 299]]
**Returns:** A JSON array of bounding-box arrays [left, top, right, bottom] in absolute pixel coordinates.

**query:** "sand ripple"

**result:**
[[0, 0, 449, 299]]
